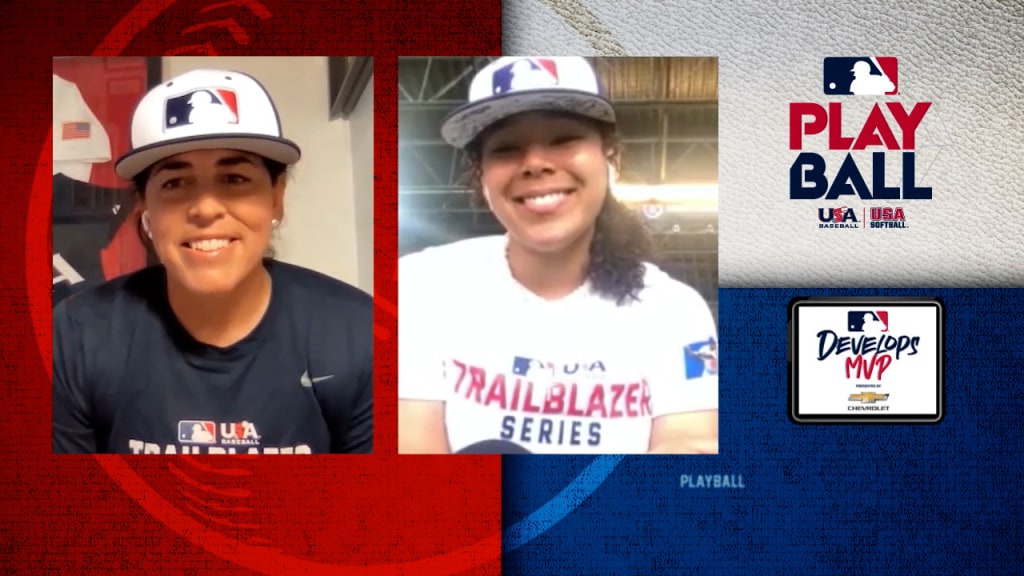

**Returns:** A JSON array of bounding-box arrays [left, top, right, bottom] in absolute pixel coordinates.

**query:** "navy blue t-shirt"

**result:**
[[52, 259, 373, 454]]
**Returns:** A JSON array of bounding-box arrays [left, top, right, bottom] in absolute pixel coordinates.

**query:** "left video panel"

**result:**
[[51, 56, 374, 454]]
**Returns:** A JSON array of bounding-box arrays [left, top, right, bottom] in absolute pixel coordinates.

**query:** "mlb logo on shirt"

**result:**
[[178, 420, 216, 444], [512, 355, 556, 377], [848, 310, 889, 333], [823, 57, 898, 96], [492, 58, 559, 95], [164, 88, 239, 130], [684, 338, 718, 379]]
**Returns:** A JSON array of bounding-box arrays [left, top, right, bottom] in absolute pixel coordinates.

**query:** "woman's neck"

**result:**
[[166, 264, 273, 348], [506, 231, 592, 300]]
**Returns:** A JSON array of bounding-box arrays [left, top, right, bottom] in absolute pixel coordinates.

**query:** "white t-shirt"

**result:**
[[398, 235, 719, 454], [53, 74, 111, 182]]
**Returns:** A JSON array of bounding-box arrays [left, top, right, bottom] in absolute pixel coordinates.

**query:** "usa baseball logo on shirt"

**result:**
[[130, 419, 312, 454]]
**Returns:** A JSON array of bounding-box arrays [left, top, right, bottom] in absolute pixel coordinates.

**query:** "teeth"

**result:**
[[188, 239, 231, 252], [524, 192, 566, 206]]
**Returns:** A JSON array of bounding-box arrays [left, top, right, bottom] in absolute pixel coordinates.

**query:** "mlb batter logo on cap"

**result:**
[[164, 88, 239, 130], [491, 58, 559, 94], [114, 68, 301, 180], [440, 56, 616, 149], [823, 57, 899, 96]]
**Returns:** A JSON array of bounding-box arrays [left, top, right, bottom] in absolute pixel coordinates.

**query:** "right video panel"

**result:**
[[397, 57, 719, 455]]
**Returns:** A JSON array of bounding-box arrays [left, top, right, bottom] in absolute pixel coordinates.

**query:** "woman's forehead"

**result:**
[[151, 149, 264, 171]]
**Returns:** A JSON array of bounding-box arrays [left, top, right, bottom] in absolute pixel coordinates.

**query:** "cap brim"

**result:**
[[441, 89, 616, 149], [114, 134, 302, 180]]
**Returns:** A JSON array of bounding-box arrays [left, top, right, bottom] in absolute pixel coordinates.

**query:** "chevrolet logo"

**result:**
[[849, 392, 890, 403]]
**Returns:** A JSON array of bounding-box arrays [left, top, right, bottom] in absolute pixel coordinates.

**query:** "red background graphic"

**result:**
[[7, 1, 501, 574]]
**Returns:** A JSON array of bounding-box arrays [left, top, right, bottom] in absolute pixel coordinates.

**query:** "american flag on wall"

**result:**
[[62, 121, 90, 140]]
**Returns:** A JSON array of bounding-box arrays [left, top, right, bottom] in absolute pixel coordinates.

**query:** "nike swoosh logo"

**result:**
[[300, 371, 334, 388]]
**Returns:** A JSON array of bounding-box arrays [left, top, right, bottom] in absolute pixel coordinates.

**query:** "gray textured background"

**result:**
[[504, 0, 1024, 287]]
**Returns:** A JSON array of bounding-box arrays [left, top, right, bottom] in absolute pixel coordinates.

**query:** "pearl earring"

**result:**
[[272, 219, 280, 228]]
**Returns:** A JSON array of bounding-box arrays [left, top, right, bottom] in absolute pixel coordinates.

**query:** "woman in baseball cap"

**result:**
[[398, 57, 719, 455], [52, 69, 372, 455]]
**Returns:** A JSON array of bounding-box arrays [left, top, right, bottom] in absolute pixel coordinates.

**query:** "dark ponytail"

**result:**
[[587, 192, 653, 305]]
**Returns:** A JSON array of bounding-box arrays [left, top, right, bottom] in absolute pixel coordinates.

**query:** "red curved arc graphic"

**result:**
[[95, 457, 500, 575]]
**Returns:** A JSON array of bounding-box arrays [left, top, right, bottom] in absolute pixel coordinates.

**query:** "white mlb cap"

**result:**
[[115, 69, 301, 180], [441, 57, 616, 149]]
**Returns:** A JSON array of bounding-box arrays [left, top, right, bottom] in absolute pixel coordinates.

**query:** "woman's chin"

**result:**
[[171, 268, 245, 297], [512, 224, 590, 254]]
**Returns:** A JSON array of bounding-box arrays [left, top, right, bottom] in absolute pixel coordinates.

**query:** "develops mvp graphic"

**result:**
[[815, 310, 921, 411], [789, 57, 934, 230]]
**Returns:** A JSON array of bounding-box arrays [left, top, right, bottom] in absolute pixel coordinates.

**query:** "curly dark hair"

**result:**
[[130, 157, 288, 263], [463, 117, 653, 306]]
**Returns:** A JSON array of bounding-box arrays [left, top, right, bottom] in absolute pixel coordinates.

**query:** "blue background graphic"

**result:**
[[501, 288, 1024, 575]]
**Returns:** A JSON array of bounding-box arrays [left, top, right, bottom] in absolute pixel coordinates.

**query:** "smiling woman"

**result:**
[[51, 69, 373, 455], [398, 57, 719, 455]]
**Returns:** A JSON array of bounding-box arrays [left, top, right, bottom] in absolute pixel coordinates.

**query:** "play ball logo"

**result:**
[[789, 57, 934, 218], [823, 57, 898, 96]]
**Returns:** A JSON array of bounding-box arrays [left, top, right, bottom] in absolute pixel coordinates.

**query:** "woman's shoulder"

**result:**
[[399, 235, 506, 280], [54, 265, 165, 327], [635, 261, 710, 311], [266, 259, 372, 312]]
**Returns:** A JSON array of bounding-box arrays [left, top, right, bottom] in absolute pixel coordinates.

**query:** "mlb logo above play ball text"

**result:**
[[823, 57, 898, 96], [492, 58, 559, 95], [164, 88, 239, 131]]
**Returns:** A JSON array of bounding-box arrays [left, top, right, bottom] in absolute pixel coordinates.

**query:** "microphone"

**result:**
[[455, 440, 533, 454]]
